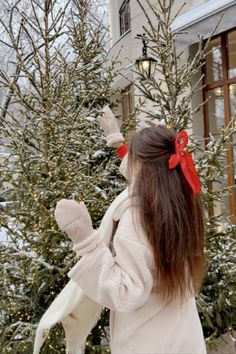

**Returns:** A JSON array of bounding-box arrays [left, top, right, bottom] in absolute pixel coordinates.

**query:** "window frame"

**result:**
[[119, 0, 131, 36], [203, 29, 236, 223], [121, 84, 134, 122]]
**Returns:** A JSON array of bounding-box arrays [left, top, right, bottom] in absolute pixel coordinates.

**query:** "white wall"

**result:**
[[107, 0, 236, 128]]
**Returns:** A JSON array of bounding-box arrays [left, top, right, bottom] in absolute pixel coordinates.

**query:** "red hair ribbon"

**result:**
[[168, 130, 201, 195], [116, 144, 128, 160]]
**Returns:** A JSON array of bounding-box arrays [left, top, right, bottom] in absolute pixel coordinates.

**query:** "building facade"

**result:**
[[107, 0, 236, 223]]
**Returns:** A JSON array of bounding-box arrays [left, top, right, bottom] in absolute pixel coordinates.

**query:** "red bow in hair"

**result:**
[[168, 130, 201, 195]]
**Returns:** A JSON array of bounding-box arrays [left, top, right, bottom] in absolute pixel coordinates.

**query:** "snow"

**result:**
[[0, 227, 9, 245], [38, 281, 46, 293], [14, 251, 54, 270], [0, 201, 11, 207], [95, 186, 108, 199], [85, 116, 95, 122], [0, 229, 55, 271], [92, 150, 106, 158]]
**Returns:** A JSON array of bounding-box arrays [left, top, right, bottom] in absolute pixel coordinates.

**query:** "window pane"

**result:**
[[122, 85, 134, 121], [229, 83, 236, 214], [206, 88, 225, 134], [227, 30, 236, 79], [120, 0, 130, 36], [212, 177, 230, 220], [120, 15, 125, 35], [205, 37, 223, 84], [206, 87, 230, 219], [124, 7, 130, 32], [229, 83, 236, 163]]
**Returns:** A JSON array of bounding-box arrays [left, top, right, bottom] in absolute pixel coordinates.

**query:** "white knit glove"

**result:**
[[98, 106, 124, 147], [54, 199, 98, 256]]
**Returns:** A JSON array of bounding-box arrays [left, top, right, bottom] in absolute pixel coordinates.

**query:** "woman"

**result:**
[[54, 117, 206, 353]]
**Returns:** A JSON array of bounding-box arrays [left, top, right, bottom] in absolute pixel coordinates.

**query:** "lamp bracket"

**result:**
[[135, 33, 149, 57]]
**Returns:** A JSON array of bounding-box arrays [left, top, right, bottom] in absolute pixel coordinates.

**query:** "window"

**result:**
[[119, 0, 130, 36], [121, 84, 134, 121], [203, 29, 236, 223]]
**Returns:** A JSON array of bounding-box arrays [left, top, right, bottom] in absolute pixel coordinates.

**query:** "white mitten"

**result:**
[[54, 199, 98, 256], [98, 106, 124, 147]]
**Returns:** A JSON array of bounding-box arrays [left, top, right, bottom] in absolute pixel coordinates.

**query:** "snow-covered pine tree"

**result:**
[[133, 0, 236, 348], [0, 0, 123, 352]]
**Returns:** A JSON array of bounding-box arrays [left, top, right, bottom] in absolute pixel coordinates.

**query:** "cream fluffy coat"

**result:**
[[69, 193, 206, 354], [34, 187, 206, 354], [34, 188, 132, 354]]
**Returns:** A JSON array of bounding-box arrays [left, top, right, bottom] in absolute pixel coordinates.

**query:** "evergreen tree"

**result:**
[[133, 0, 236, 348], [0, 0, 123, 352], [1, 0, 235, 353]]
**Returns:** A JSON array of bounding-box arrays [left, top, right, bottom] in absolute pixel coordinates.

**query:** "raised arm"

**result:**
[[97, 106, 129, 178]]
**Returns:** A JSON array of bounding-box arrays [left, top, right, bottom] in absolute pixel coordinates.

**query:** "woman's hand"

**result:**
[[98, 106, 124, 147]]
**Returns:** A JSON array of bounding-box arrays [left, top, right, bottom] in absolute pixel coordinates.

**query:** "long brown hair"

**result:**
[[128, 125, 205, 302]]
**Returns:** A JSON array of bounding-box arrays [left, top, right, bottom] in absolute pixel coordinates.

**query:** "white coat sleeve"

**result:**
[[68, 206, 154, 313]]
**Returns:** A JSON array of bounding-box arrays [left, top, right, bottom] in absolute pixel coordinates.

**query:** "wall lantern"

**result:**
[[135, 33, 157, 78]]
